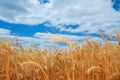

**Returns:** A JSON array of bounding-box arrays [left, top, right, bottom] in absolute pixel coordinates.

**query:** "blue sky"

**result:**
[[0, 0, 120, 48]]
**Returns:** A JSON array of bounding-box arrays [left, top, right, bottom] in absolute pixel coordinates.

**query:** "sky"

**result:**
[[0, 0, 120, 48]]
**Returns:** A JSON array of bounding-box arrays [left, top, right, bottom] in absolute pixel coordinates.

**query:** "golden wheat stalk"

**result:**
[[50, 36, 72, 48], [115, 32, 120, 45], [108, 73, 120, 80], [50, 36, 74, 80], [21, 62, 49, 80], [86, 66, 106, 80]]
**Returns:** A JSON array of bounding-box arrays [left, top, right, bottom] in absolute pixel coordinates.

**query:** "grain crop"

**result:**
[[0, 32, 120, 80]]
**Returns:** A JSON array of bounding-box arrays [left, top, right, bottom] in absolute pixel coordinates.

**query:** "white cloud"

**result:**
[[0, 0, 120, 34], [0, 28, 11, 35], [0, 28, 118, 49], [0, 0, 120, 47], [34, 32, 103, 44], [47, 0, 120, 34], [0, 28, 102, 48], [0, 0, 48, 25]]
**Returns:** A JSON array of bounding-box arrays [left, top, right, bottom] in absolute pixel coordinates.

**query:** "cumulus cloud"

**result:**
[[0, 0, 120, 46], [0, 27, 118, 49], [0, 28, 11, 35], [0, 0, 48, 25], [47, 0, 120, 34], [0, 0, 120, 34], [34, 32, 103, 44], [0, 28, 102, 48]]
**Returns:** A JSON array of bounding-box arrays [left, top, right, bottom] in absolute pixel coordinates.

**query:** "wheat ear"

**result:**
[[86, 66, 106, 80], [108, 73, 120, 80], [21, 62, 49, 80], [50, 36, 74, 80]]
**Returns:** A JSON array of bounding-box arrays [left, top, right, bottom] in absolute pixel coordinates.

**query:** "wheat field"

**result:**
[[0, 32, 120, 80]]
